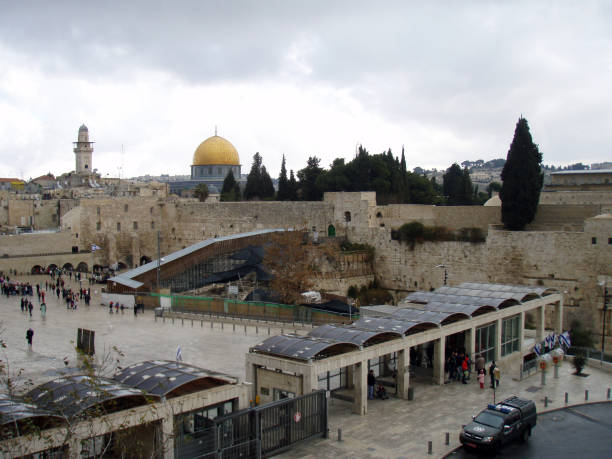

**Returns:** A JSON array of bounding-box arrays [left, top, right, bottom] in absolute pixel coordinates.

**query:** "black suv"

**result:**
[[460, 396, 537, 454]]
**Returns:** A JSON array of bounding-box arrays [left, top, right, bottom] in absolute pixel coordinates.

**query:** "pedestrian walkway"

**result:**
[[0, 275, 265, 390], [282, 362, 612, 459]]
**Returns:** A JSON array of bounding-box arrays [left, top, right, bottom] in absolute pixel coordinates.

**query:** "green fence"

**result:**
[[146, 293, 358, 326]]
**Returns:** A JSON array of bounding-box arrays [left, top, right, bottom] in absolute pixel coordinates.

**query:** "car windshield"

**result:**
[[474, 411, 504, 429]]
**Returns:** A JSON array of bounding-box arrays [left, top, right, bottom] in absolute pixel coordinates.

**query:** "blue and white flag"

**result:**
[[91, 244, 102, 252], [176, 345, 183, 361], [559, 331, 571, 349], [533, 343, 541, 356]]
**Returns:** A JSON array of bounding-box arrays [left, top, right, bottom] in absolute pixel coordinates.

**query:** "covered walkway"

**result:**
[[246, 282, 563, 415]]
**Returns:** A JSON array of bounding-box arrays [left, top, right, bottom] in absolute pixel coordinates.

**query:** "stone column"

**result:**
[[245, 361, 258, 403], [432, 337, 445, 385], [536, 305, 545, 343], [465, 327, 476, 359], [554, 300, 564, 333], [495, 318, 503, 361], [397, 347, 411, 399], [162, 411, 175, 459], [353, 361, 367, 415], [302, 365, 318, 395]]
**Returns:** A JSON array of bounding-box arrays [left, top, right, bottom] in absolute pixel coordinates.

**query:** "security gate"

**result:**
[[175, 390, 328, 458]]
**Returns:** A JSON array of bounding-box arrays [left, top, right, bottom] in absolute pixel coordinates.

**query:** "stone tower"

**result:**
[[73, 124, 94, 174]]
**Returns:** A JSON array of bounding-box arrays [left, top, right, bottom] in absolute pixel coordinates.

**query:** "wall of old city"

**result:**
[[539, 190, 612, 207]]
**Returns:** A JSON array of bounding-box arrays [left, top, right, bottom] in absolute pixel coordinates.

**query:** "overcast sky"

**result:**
[[1, 0, 610, 180]]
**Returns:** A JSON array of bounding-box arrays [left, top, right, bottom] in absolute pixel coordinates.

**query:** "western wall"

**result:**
[[1, 190, 611, 346]]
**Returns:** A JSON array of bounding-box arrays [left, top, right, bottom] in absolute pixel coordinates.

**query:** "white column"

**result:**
[[536, 305, 545, 342], [495, 318, 503, 361], [518, 311, 525, 353], [162, 412, 175, 459], [554, 300, 564, 333], [466, 327, 476, 359], [397, 347, 411, 399], [433, 337, 445, 385], [353, 361, 367, 415]]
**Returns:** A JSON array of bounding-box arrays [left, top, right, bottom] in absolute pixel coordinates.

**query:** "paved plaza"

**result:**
[[1, 274, 612, 458], [0, 274, 274, 389]]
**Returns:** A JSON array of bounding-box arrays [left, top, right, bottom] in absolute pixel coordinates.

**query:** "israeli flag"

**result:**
[[176, 345, 183, 361], [559, 332, 571, 349], [533, 343, 541, 356], [91, 244, 102, 252]]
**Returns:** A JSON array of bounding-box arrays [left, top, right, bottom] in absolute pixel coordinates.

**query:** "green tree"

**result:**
[[442, 163, 473, 205], [487, 181, 502, 198], [276, 155, 290, 200], [297, 156, 324, 201], [500, 117, 544, 230], [244, 152, 264, 200], [288, 170, 298, 200], [260, 166, 275, 199], [221, 170, 241, 201], [193, 183, 209, 202]]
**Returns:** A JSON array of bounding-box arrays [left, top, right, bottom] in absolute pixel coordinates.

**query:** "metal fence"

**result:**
[[566, 346, 612, 364], [146, 292, 357, 326], [175, 390, 328, 459]]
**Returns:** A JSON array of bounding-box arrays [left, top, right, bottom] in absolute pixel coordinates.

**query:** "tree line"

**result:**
[[194, 117, 544, 230]]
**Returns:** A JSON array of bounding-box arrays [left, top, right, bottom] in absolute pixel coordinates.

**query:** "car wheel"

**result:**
[[520, 427, 530, 443]]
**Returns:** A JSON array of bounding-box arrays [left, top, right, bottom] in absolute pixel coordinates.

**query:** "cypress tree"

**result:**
[[277, 154, 289, 200], [260, 166, 275, 199], [221, 170, 239, 201], [244, 152, 263, 200], [500, 117, 544, 230], [288, 170, 298, 200]]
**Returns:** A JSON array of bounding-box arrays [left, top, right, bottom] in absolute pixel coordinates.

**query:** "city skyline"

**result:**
[[1, 1, 611, 180]]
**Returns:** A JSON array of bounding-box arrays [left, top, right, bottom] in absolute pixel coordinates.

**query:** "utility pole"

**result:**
[[603, 284, 609, 363]]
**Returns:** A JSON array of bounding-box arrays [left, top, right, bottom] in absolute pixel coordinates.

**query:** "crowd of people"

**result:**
[[445, 350, 501, 389]]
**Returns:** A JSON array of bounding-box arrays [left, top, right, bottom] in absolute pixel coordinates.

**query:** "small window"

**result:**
[[151, 221, 155, 229], [124, 204, 128, 212], [133, 221, 138, 230], [208, 167, 212, 174], [344, 211, 352, 222], [96, 207, 100, 216], [117, 222, 121, 231], [96, 222, 101, 231], [609, 237, 612, 245], [260, 387, 270, 396], [592, 237, 597, 244]]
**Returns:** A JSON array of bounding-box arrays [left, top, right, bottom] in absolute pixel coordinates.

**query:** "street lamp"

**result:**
[[434, 264, 448, 286]]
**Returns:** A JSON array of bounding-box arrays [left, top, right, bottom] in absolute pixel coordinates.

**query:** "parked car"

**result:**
[[460, 396, 537, 454]]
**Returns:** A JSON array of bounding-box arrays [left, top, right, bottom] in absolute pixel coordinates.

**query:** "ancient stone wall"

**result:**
[[0, 232, 74, 257], [540, 190, 612, 206]]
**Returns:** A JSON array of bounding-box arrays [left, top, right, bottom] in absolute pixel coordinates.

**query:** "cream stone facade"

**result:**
[[1, 190, 611, 347]]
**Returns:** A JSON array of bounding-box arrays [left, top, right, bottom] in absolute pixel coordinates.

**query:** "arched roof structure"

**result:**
[[113, 360, 237, 398], [26, 375, 149, 419], [250, 334, 359, 361], [308, 323, 401, 346], [352, 317, 439, 335], [0, 394, 65, 439]]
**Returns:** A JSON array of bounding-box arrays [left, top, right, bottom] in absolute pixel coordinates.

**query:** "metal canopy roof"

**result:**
[[113, 360, 237, 397], [308, 323, 400, 346], [456, 282, 558, 297], [116, 228, 287, 281], [421, 301, 497, 316], [404, 291, 520, 309], [26, 375, 149, 419], [390, 308, 467, 325], [0, 393, 65, 435], [352, 317, 436, 335], [251, 334, 359, 361]]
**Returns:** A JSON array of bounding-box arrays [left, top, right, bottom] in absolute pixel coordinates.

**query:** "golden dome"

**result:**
[[192, 135, 240, 166]]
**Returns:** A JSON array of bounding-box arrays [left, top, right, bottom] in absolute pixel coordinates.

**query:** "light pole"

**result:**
[[156, 230, 161, 291], [434, 264, 448, 286]]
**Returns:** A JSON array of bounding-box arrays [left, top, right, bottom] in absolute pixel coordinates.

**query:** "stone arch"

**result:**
[[140, 255, 152, 266], [117, 261, 128, 271], [327, 224, 336, 237], [45, 264, 58, 274], [62, 263, 74, 272], [31, 265, 43, 274], [92, 264, 104, 273], [376, 211, 382, 218], [76, 262, 88, 273]]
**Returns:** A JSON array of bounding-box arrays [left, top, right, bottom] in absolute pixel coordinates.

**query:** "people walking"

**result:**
[[40, 302, 47, 318], [478, 369, 485, 389], [26, 328, 34, 349], [489, 360, 497, 388]]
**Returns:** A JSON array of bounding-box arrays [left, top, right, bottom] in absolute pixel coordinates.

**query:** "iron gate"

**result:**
[[175, 390, 328, 458]]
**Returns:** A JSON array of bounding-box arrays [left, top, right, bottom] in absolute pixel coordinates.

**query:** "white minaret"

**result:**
[[73, 124, 94, 174]]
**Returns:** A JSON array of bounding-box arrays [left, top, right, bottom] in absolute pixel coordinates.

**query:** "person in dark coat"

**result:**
[[489, 360, 497, 388], [26, 328, 34, 349], [367, 370, 376, 400]]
